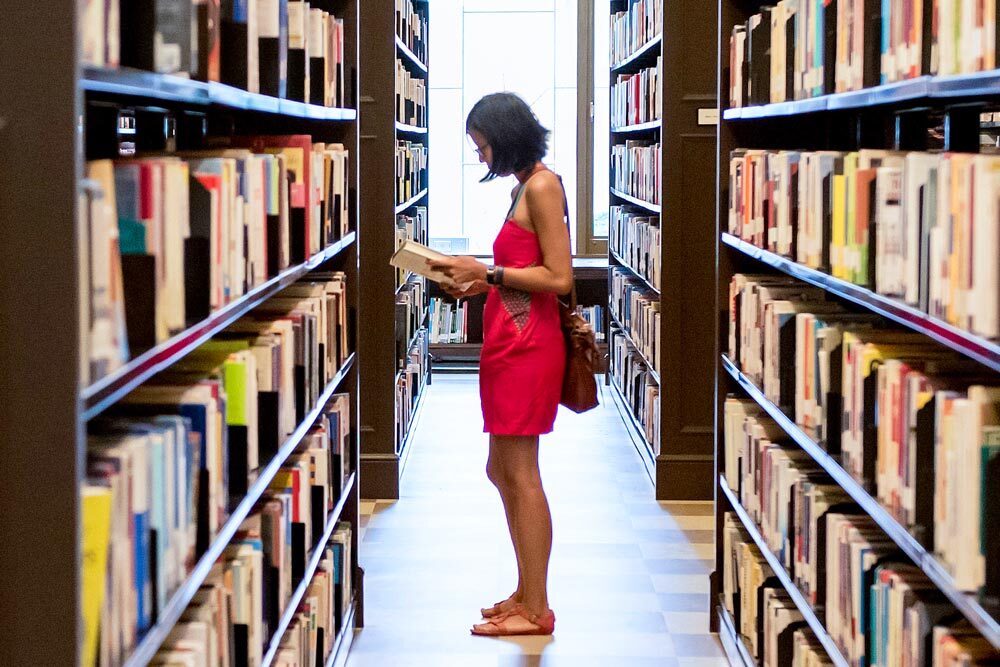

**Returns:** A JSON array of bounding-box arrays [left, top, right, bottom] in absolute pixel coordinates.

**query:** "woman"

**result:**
[[429, 92, 572, 637]]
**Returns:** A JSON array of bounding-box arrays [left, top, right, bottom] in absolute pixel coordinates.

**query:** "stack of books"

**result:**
[[727, 149, 1000, 341], [729, 1, 1000, 107], [395, 140, 428, 205], [610, 0, 663, 65], [83, 0, 348, 107]]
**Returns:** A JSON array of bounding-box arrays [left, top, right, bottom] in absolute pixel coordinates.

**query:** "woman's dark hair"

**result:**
[[466, 93, 550, 182]]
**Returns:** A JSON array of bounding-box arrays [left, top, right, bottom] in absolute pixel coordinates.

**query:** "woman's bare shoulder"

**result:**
[[524, 170, 563, 200]]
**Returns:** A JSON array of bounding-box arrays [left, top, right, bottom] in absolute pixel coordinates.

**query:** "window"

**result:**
[[428, 0, 583, 256]]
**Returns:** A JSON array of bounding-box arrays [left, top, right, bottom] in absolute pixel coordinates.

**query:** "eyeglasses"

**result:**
[[467, 136, 489, 157]]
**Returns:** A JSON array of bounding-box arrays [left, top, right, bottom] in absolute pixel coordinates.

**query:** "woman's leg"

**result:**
[[486, 436, 525, 612], [491, 434, 552, 617]]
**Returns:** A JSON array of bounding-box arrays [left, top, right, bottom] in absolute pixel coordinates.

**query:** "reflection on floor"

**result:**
[[347, 375, 725, 667]]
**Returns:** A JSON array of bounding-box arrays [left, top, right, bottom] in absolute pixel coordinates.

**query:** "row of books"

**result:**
[[428, 298, 468, 344], [396, 331, 429, 450], [610, 205, 661, 290], [728, 273, 1000, 595], [396, 0, 429, 64], [729, 1, 1000, 108], [610, 329, 661, 452], [395, 207, 428, 289], [82, 273, 352, 666], [396, 59, 427, 128], [611, 140, 661, 206], [578, 305, 607, 344], [611, 267, 661, 376], [82, 136, 350, 385], [722, 514, 833, 665], [396, 279, 427, 362], [270, 525, 353, 667], [84, 0, 348, 108], [147, 520, 352, 667], [396, 140, 428, 206], [610, 0, 663, 66], [727, 149, 1000, 340], [721, 416, 1000, 666], [612, 60, 661, 128]]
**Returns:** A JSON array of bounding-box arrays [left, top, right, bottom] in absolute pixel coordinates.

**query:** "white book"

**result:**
[[389, 240, 473, 290]]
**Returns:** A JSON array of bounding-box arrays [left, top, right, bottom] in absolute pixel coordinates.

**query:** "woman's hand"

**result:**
[[427, 256, 489, 286], [442, 279, 490, 299]]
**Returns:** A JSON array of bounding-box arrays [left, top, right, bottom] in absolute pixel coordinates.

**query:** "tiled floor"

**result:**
[[347, 375, 726, 667]]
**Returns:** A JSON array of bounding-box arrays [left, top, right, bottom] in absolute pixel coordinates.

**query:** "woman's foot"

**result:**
[[480, 593, 522, 619], [471, 604, 555, 636]]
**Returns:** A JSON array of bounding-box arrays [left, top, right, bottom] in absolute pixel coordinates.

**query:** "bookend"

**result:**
[[186, 176, 213, 325], [220, 10, 250, 92], [258, 392, 281, 464], [292, 522, 306, 584], [228, 425, 250, 507], [121, 254, 158, 353], [233, 624, 249, 666]]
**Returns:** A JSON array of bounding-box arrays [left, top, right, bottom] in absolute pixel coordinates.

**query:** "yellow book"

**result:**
[[843, 153, 859, 282], [831, 173, 847, 279], [81, 485, 113, 667]]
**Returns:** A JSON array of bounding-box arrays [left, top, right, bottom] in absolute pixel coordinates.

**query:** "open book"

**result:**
[[390, 240, 474, 291]]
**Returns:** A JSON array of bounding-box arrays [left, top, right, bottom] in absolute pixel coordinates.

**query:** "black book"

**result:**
[[258, 0, 288, 99], [862, 0, 882, 88], [220, 0, 250, 91], [823, 0, 837, 95], [121, 0, 193, 75], [287, 1, 308, 102]]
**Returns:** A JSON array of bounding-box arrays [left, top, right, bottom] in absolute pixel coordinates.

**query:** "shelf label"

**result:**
[[698, 108, 720, 126]]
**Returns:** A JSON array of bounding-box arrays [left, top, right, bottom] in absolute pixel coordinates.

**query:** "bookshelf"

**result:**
[[713, 0, 1000, 661], [360, 0, 430, 499], [0, 1, 365, 664], [608, 0, 717, 499]]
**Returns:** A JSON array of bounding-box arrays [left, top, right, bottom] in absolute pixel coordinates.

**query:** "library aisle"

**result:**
[[347, 376, 725, 666]]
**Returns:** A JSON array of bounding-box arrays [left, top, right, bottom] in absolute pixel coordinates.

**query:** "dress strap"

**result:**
[[506, 181, 529, 219], [506, 166, 552, 218]]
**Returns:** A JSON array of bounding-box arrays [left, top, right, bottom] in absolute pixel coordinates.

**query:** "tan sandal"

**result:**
[[471, 604, 556, 636]]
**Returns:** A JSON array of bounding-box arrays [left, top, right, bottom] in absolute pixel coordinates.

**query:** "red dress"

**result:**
[[479, 181, 566, 436]]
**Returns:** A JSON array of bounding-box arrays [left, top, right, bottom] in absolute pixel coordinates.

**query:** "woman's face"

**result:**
[[468, 129, 493, 170]]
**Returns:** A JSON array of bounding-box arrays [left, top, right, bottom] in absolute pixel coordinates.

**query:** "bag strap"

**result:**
[[555, 175, 577, 312], [506, 181, 529, 219]]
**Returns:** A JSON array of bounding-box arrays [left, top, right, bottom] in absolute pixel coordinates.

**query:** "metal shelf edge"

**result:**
[[82, 233, 357, 420], [323, 601, 358, 667], [718, 72, 1000, 118], [721, 354, 1000, 647], [609, 249, 661, 295], [395, 121, 428, 134], [717, 604, 757, 667], [82, 66, 359, 120], [395, 188, 429, 215], [261, 472, 358, 666], [121, 353, 357, 667], [395, 35, 429, 74], [721, 233, 1000, 372], [610, 188, 661, 213], [719, 478, 851, 667], [611, 120, 662, 134], [609, 310, 660, 384], [611, 34, 663, 73]]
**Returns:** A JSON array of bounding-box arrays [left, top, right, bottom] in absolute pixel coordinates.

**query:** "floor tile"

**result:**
[[671, 633, 728, 658]]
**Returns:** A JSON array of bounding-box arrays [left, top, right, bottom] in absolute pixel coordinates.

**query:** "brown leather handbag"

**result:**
[[556, 177, 600, 413]]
